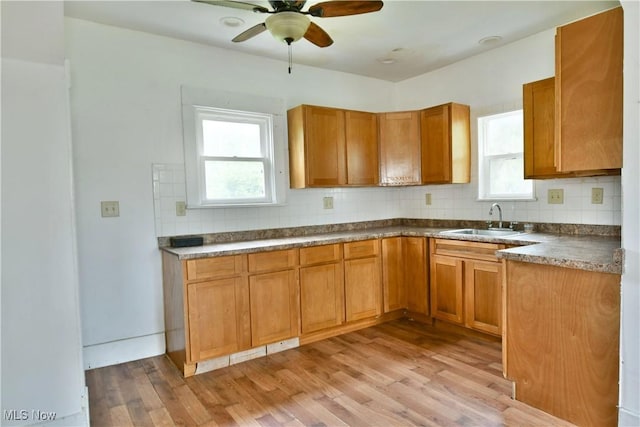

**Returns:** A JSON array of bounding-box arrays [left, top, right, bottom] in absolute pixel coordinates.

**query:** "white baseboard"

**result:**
[[83, 333, 165, 370]]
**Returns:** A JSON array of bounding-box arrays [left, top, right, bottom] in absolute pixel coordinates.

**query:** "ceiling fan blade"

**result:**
[[304, 22, 333, 47], [308, 1, 383, 17], [192, 0, 270, 14], [232, 22, 267, 42]]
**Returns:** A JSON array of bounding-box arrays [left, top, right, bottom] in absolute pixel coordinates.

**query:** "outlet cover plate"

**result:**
[[101, 201, 120, 217], [591, 187, 604, 204], [548, 189, 564, 204], [176, 201, 187, 216], [323, 196, 334, 209]]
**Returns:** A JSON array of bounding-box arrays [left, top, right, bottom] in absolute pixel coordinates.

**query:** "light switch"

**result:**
[[425, 193, 432, 205], [101, 201, 120, 217]]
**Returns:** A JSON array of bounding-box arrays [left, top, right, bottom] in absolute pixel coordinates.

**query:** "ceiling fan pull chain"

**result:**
[[288, 41, 293, 74]]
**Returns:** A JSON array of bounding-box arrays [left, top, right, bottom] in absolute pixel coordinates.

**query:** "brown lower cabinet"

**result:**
[[504, 260, 620, 427], [162, 236, 490, 377], [429, 238, 503, 336], [299, 244, 345, 334], [247, 250, 300, 347], [186, 276, 250, 362], [381, 237, 428, 315], [344, 240, 382, 321]]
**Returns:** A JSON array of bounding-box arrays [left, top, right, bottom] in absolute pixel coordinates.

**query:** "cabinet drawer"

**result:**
[[344, 239, 379, 259], [431, 238, 503, 262], [248, 249, 297, 273], [186, 255, 244, 281], [300, 244, 342, 266]]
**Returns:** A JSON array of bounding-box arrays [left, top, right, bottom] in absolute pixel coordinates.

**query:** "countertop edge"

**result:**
[[160, 226, 622, 275]]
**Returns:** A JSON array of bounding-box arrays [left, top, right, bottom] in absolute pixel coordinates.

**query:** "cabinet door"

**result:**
[[186, 277, 250, 362], [249, 270, 299, 346], [305, 106, 346, 186], [381, 237, 406, 312], [300, 263, 345, 333], [464, 260, 501, 336], [523, 78, 570, 179], [420, 104, 451, 184], [404, 237, 428, 315], [378, 111, 421, 185], [287, 105, 346, 188], [345, 110, 379, 185], [344, 257, 382, 321], [523, 78, 619, 179], [555, 6, 622, 172], [421, 103, 470, 184], [430, 254, 463, 324]]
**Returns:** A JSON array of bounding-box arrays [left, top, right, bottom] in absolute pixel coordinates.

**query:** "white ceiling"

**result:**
[[64, 0, 619, 82]]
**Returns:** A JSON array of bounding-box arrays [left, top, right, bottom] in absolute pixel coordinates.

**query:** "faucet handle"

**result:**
[[486, 220, 493, 229], [509, 221, 518, 230]]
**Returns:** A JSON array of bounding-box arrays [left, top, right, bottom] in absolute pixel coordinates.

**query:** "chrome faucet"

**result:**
[[489, 203, 503, 228]]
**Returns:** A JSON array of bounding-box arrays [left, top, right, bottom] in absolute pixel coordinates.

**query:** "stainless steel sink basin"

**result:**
[[441, 228, 520, 237]]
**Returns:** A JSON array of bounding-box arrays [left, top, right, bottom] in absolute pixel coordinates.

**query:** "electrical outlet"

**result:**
[[548, 189, 564, 204], [425, 193, 432, 205], [323, 196, 334, 209], [101, 201, 120, 217], [591, 187, 604, 204], [176, 201, 187, 216]]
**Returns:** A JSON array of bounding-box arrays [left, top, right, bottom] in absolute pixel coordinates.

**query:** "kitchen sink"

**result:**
[[441, 228, 521, 237]]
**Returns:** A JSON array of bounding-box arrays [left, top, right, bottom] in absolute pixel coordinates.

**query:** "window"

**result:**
[[478, 110, 534, 200], [181, 87, 286, 207], [196, 107, 274, 204]]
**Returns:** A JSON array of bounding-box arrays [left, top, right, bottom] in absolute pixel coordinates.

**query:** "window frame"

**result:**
[[195, 107, 275, 205], [477, 109, 535, 201], [181, 87, 287, 208]]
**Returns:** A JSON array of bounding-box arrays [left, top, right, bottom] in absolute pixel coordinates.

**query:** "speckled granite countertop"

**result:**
[[161, 222, 623, 275]]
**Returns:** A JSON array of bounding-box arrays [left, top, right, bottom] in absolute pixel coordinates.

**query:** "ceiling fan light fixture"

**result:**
[[265, 11, 311, 44]]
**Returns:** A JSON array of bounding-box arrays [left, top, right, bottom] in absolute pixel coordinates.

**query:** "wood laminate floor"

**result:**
[[86, 319, 574, 426]]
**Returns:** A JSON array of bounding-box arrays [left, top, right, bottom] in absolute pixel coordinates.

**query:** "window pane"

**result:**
[[488, 156, 531, 196], [202, 120, 262, 157], [204, 160, 266, 200], [485, 112, 523, 155]]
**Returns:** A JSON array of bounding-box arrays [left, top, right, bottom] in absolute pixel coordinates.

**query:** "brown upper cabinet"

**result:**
[[555, 6, 623, 172], [378, 111, 422, 186], [523, 77, 574, 179], [523, 77, 620, 179], [420, 103, 471, 184], [288, 103, 470, 188], [345, 110, 379, 185], [287, 105, 378, 188]]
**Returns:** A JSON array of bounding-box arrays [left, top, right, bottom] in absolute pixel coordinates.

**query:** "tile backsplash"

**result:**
[[152, 164, 621, 237]]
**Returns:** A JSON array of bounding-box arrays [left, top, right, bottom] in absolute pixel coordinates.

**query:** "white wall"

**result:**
[[1, 2, 87, 426], [619, 2, 639, 425]]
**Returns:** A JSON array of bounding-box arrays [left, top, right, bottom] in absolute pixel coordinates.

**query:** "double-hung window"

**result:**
[[196, 107, 274, 204], [181, 87, 286, 207], [478, 110, 534, 200]]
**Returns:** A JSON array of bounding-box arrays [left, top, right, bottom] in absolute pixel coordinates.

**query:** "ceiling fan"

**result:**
[[193, 0, 384, 48]]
